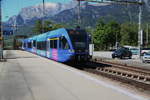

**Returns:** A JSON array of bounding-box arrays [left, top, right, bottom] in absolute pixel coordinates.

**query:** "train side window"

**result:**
[[28, 42, 32, 48], [23, 42, 26, 47], [60, 37, 70, 49], [54, 40, 57, 49], [50, 40, 53, 48], [37, 42, 40, 49], [33, 40, 36, 47], [43, 41, 47, 50], [41, 41, 45, 50]]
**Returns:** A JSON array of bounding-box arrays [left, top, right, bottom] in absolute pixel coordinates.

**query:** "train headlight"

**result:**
[[69, 49, 75, 53]]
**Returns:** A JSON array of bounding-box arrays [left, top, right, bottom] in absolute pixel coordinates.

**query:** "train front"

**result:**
[[67, 29, 91, 62]]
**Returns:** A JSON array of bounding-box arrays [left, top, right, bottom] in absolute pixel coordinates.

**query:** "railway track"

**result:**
[[84, 67, 150, 90], [93, 58, 150, 75], [73, 59, 150, 91]]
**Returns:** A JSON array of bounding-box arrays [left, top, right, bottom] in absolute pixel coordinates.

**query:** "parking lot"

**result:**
[[93, 51, 150, 70]]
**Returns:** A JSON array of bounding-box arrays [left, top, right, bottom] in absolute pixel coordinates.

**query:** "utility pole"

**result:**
[[138, 0, 143, 58], [77, 0, 81, 26], [13, 20, 17, 49], [0, 0, 3, 60], [42, 0, 45, 33], [146, 24, 149, 47]]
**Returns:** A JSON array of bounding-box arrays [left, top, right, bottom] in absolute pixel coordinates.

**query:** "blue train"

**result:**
[[22, 28, 92, 62]]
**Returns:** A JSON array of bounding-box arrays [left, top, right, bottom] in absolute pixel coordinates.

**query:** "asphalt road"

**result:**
[[0, 50, 148, 100]]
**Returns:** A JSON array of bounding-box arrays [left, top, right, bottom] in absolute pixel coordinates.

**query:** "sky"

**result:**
[[2, 0, 72, 21]]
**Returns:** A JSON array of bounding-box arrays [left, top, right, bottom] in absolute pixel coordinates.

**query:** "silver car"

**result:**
[[142, 52, 150, 63]]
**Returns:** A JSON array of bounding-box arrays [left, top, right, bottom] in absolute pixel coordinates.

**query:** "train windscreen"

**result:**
[[67, 29, 87, 50]]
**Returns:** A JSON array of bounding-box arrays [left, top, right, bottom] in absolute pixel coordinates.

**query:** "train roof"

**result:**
[[24, 28, 87, 42], [46, 28, 68, 38], [36, 33, 47, 41]]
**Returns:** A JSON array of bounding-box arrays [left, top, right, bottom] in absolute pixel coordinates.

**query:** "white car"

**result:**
[[141, 48, 150, 55], [142, 52, 150, 63]]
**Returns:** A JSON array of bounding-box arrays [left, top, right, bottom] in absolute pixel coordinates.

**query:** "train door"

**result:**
[[46, 39, 50, 58], [31, 40, 34, 52], [32, 40, 37, 53], [47, 38, 58, 60], [52, 39, 58, 60]]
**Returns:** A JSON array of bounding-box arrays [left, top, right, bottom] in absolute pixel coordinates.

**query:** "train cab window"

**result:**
[[59, 37, 70, 49]]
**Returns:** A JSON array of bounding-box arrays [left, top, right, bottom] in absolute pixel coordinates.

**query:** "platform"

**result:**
[[0, 50, 149, 100]]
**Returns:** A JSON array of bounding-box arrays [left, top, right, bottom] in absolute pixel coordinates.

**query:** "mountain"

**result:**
[[6, 1, 77, 26], [51, 2, 150, 27], [4, 1, 150, 35]]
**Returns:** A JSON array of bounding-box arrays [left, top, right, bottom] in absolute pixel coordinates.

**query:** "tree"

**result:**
[[32, 20, 43, 35], [93, 19, 106, 50], [93, 19, 120, 50], [52, 24, 64, 30], [104, 21, 121, 48], [33, 20, 64, 35], [44, 20, 53, 32], [120, 22, 138, 46]]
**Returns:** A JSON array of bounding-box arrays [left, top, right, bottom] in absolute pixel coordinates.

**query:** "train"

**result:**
[[22, 28, 93, 62]]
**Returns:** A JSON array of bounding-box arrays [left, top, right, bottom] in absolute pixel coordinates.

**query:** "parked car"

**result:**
[[142, 52, 150, 63], [141, 48, 150, 55], [129, 48, 139, 55], [112, 47, 132, 59]]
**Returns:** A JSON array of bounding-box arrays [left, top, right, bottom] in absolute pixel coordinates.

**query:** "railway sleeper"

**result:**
[[98, 69, 150, 83], [93, 58, 150, 75], [84, 68, 150, 90], [95, 67, 150, 83], [103, 71, 150, 84]]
